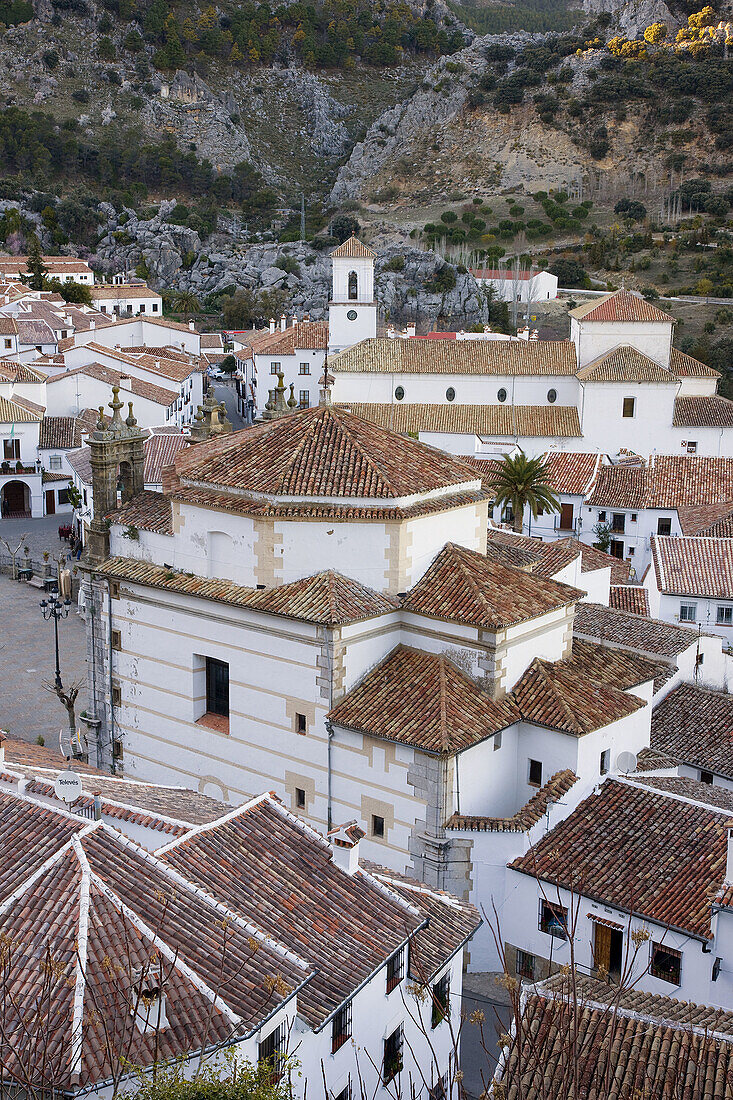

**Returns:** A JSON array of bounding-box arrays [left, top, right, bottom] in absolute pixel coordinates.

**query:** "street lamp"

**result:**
[[40, 594, 72, 691]]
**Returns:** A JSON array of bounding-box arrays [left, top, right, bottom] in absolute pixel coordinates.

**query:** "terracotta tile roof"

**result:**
[[677, 501, 733, 535], [173, 406, 483, 500], [249, 320, 329, 356], [66, 445, 93, 483], [42, 470, 71, 483], [576, 345, 677, 383], [327, 644, 520, 755], [670, 346, 720, 378], [563, 637, 664, 689], [91, 284, 161, 299], [445, 769, 578, 832], [574, 601, 697, 657], [610, 584, 650, 615], [107, 491, 174, 534], [0, 359, 47, 382], [673, 394, 733, 427], [585, 463, 651, 508], [143, 432, 189, 484], [16, 318, 56, 345], [97, 557, 398, 625], [569, 289, 674, 323], [160, 793, 473, 1029], [330, 234, 376, 259], [559, 538, 632, 583], [486, 529, 580, 578], [331, 338, 578, 376], [39, 410, 97, 450], [403, 542, 583, 630], [651, 682, 733, 780], [0, 394, 43, 422], [512, 657, 644, 735], [46, 362, 177, 407], [541, 450, 600, 495], [697, 513, 733, 538], [83, 342, 197, 383], [497, 973, 733, 1100], [113, 314, 200, 335], [510, 778, 726, 939], [651, 534, 733, 598], [335, 402, 582, 438], [200, 334, 224, 349], [12, 393, 45, 417], [0, 317, 18, 334], [631, 774, 733, 813], [0, 791, 84, 903]]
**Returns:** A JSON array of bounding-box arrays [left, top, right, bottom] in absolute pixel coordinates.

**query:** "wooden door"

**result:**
[[45, 489, 55, 515], [593, 922, 612, 974], [559, 503, 574, 531]]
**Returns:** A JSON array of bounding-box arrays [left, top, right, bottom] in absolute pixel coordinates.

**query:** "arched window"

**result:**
[[547, 388, 557, 404], [395, 386, 405, 401], [497, 387, 507, 403], [446, 387, 456, 402], [348, 271, 358, 300]]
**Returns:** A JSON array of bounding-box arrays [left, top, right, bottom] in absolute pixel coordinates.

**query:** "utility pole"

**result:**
[[300, 193, 305, 241]]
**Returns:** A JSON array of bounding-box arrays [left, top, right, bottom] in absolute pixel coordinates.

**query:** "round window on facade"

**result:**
[[446, 387, 456, 402], [547, 388, 557, 404], [497, 387, 507, 403], [346, 309, 358, 321], [395, 386, 405, 401]]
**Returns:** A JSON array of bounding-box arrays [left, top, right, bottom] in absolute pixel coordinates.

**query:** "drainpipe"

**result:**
[[108, 585, 116, 773], [326, 719, 334, 833], [323, 625, 336, 831]]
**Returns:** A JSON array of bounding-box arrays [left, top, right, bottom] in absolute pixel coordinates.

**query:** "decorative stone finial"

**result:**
[[96, 406, 107, 431], [108, 385, 125, 432], [287, 383, 298, 411], [125, 401, 137, 430]]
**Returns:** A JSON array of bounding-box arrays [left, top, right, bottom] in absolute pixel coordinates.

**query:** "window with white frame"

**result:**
[[717, 606, 733, 626], [49, 455, 62, 470], [650, 942, 681, 984], [680, 603, 697, 622], [270, 361, 281, 374], [299, 362, 310, 375]]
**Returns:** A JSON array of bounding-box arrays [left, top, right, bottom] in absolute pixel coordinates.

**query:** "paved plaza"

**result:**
[[0, 519, 87, 745]]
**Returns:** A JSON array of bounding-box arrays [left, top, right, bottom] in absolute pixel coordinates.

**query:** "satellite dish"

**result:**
[[615, 751, 637, 774], [54, 770, 83, 803]]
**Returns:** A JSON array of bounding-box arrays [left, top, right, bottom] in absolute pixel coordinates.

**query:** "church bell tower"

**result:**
[[328, 235, 378, 353]]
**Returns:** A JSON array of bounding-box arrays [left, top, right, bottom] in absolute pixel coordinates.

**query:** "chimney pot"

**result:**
[[280, 314, 287, 332], [188, 320, 195, 331], [269, 317, 276, 334], [328, 820, 364, 875]]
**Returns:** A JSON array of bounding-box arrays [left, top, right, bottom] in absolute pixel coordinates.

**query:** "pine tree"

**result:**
[[25, 236, 47, 291]]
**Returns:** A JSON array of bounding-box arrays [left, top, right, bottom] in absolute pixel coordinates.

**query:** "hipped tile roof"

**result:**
[[247, 320, 329, 356], [0, 359, 47, 382], [330, 234, 376, 259], [335, 401, 582, 438], [670, 346, 720, 378], [510, 778, 727, 939], [512, 657, 644, 735], [541, 450, 601, 495], [609, 584, 650, 616], [46, 362, 177, 407], [576, 345, 677, 383], [574, 601, 698, 657], [39, 409, 97, 450], [486, 528, 581, 579], [173, 405, 483, 500], [496, 973, 733, 1100], [569, 288, 674, 323], [562, 637, 664, 690], [0, 393, 43, 422], [651, 682, 733, 780], [651, 534, 733, 599], [674, 394, 733, 427], [97, 558, 398, 625], [330, 337, 578, 375], [402, 542, 583, 630], [445, 769, 577, 832], [677, 501, 733, 536], [327, 644, 520, 754]]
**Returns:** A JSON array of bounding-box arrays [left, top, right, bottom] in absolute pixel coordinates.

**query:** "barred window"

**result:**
[[331, 1000, 352, 1053]]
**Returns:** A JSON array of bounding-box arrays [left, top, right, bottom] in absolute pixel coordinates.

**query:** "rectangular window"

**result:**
[[680, 603, 697, 622], [372, 814, 385, 838], [296, 712, 307, 734], [383, 1026, 403, 1084], [152, 303, 159, 313], [598, 511, 606, 522], [112, 683, 122, 708], [700, 769, 713, 784], [657, 517, 672, 536], [49, 455, 62, 470], [687, 441, 697, 454], [713, 957, 722, 982], [431, 972, 450, 1029], [650, 943, 681, 984], [331, 1001, 352, 1053], [611, 513, 625, 533], [139, 304, 146, 313], [386, 947, 404, 993], [270, 361, 281, 374], [600, 749, 610, 775], [622, 397, 636, 418], [299, 362, 310, 375], [515, 949, 535, 980], [111, 629, 122, 651], [299, 390, 310, 409], [205, 657, 229, 717], [3, 438, 20, 460], [717, 607, 733, 626], [528, 759, 543, 788], [630, 513, 637, 522], [57, 488, 71, 505], [539, 899, 568, 939], [112, 738, 123, 760], [258, 1024, 284, 1077], [609, 539, 624, 560], [493, 731, 502, 751], [3, 338, 11, 349], [295, 787, 306, 809]]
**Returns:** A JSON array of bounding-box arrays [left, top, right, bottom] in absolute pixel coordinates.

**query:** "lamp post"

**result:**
[[40, 593, 72, 691]]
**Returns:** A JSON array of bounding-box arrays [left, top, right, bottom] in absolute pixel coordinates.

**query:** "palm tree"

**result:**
[[173, 291, 200, 316], [488, 450, 560, 534]]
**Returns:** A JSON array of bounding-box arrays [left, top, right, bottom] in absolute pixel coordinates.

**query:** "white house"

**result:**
[[1, 786, 479, 1100], [46, 364, 177, 428], [0, 255, 94, 285], [471, 267, 558, 303], [0, 392, 43, 518], [90, 283, 163, 317], [646, 534, 733, 646], [234, 318, 329, 421]]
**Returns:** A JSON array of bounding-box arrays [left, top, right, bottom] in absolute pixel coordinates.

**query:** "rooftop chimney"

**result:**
[[328, 821, 364, 875], [269, 317, 276, 334], [188, 321, 195, 331], [727, 828, 733, 884], [120, 376, 133, 389], [90, 321, 95, 330], [280, 314, 287, 332]]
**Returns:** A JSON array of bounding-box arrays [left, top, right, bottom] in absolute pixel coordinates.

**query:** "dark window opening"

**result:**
[[547, 388, 557, 404], [431, 972, 450, 1029], [395, 386, 405, 401], [657, 517, 672, 536], [258, 1024, 284, 1079], [497, 387, 507, 403], [609, 539, 625, 559], [331, 1001, 352, 1053], [296, 712, 307, 734], [446, 387, 455, 402], [295, 787, 306, 809], [3, 439, 20, 461], [383, 1026, 403, 1084], [205, 657, 229, 718], [622, 397, 636, 418], [700, 770, 714, 784], [600, 749, 610, 775], [516, 949, 535, 980], [528, 759, 543, 788], [386, 947, 404, 993], [348, 271, 358, 300], [539, 899, 568, 939], [611, 513, 625, 533], [372, 814, 385, 838], [651, 943, 681, 984]]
